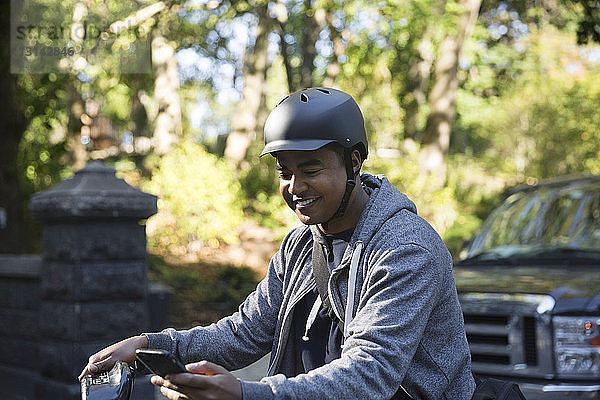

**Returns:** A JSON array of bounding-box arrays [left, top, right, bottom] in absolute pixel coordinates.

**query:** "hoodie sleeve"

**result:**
[[239, 239, 455, 400], [144, 241, 289, 370]]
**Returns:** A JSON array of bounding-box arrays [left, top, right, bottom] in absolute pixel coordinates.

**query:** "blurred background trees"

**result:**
[[2, 0, 600, 267]]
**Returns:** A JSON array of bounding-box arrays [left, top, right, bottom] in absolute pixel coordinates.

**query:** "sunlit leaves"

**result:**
[[455, 27, 600, 179], [144, 140, 245, 256], [104, 83, 131, 121]]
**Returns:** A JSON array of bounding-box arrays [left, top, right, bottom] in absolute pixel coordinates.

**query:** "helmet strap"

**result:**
[[322, 148, 356, 231]]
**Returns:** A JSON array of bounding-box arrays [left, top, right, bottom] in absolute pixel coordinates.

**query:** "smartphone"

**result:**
[[135, 349, 187, 377]]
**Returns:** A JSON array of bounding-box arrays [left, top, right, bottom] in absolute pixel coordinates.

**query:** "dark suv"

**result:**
[[453, 175, 600, 399]]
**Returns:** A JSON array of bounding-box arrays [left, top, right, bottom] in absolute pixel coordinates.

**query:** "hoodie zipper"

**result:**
[[269, 241, 364, 373]]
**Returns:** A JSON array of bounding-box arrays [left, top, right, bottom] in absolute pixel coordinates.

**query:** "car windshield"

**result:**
[[466, 180, 600, 260]]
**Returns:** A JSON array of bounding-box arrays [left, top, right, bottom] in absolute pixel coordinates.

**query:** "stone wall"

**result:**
[[0, 255, 42, 372], [0, 161, 170, 400]]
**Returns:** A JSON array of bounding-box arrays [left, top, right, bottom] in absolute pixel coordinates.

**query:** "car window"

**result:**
[[467, 182, 600, 258]]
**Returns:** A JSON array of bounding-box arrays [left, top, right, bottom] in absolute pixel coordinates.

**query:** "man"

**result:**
[[80, 87, 475, 399]]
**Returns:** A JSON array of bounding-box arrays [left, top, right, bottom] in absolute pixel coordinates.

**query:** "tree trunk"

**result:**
[[0, 0, 30, 253], [403, 24, 437, 141], [419, 0, 482, 186], [67, 82, 88, 170], [151, 32, 182, 155], [224, 2, 271, 163], [275, 0, 319, 91], [323, 4, 347, 87], [300, 0, 318, 88], [278, 26, 295, 92], [273, 1, 295, 93], [64, 2, 89, 169]]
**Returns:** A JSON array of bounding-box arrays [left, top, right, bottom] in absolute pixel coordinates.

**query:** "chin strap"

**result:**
[[322, 149, 357, 231]]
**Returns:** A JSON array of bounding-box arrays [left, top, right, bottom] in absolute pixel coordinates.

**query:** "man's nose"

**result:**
[[288, 174, 307, 194]]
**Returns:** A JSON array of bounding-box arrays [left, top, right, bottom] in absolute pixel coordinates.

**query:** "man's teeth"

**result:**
[[296, 198, 316, 207]]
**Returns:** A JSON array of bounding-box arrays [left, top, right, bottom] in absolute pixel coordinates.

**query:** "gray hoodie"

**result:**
[[145, 173, 475, 399]]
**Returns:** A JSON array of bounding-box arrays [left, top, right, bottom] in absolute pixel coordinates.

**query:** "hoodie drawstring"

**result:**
[[344, 242, 363, 339], [303, 242, 364, 342], [303, 295, 323, 341]]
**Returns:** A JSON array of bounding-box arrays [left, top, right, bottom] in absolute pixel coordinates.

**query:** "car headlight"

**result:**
[[553, 316, 600, 376]]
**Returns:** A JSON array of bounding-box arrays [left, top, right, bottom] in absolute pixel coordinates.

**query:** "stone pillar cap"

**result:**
[[30, 161, 157, 220]]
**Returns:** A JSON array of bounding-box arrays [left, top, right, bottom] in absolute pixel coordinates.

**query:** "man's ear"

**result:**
[[351, 149, 363, 175]]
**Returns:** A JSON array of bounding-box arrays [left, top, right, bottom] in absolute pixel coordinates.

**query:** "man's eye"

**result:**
[[279, 173, 292, 180], [304, 170, 320, 176]]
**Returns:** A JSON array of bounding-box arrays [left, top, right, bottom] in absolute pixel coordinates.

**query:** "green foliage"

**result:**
[[104, 83, 132, 122], [8, 0, 600, 285], [455, 28, 600, 180], [364, 152, 460, 236], [364, 152, 505, 258], [144, 140, 245, 256], [17, 73, 73, 195], [148, 254, 259, 328], [238, 142, 300, 240], [524, 77, 600, 177], [443, 213, 482, 259], [573, 0, 600, 44], [18, 114, 71, 193]]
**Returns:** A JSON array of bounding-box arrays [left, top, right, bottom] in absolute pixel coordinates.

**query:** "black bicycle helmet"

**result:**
[[260, 87, 368, 159], [261, 87, 368, 224]]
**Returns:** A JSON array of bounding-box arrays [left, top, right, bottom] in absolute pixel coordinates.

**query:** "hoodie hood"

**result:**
[[308, 173, 420, 339], [353, 173, 417, 244]]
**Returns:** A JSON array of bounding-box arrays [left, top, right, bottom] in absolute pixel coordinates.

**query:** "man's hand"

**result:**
[[78, 335, 148, 380], [151, 360, 242, 400]]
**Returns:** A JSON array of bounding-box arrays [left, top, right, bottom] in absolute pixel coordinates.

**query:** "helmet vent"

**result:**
[[317, 88, 331, 95], [300, 93, 308, 102]]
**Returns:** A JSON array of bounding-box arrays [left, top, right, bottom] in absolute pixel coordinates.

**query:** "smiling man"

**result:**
[[275, 145, 368, 232], [81, 88, 475, 400]]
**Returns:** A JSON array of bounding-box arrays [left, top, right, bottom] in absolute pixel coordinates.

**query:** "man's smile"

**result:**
[[294, 196, 319, 208]]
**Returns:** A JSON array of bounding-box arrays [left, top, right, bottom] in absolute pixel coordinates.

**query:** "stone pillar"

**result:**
[[29, 161, 157, 386]]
